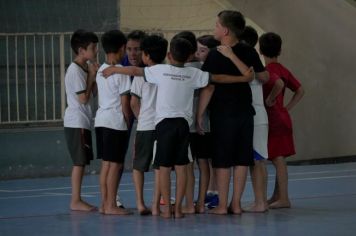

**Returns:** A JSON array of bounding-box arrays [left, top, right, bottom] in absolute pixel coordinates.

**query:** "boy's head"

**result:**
[[196, 35, 220, 62], [259, 32, 282, 58], [169, 37, 193, 64], [101, 30, 127, 58], [70, 29, 99, 60], [241, 26, 258, 47], [126, 30, 147, 66], [172, 31, 197, 55], [140, 34, 168, 65], [215, 10, 245, 41]]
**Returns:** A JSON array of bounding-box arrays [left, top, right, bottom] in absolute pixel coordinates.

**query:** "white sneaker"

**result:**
[[116, 195, 125, 209]]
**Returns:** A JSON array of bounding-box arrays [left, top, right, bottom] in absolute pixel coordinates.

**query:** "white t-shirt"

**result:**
[[250, 78, 268, 125], [130, 76, 157, 131], [63, 62, 94, 130], [185, 61, 210, 132], [144, 64, 209, 125], [94, 63, 131, 130]]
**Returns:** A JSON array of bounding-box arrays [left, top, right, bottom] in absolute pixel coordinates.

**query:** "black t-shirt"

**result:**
[[202, 42, 265, 115]]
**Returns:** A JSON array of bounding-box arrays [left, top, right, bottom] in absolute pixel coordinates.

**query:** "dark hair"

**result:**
[[127, 30, 147, 42], [169, 37, 193, 63], [259, 32, 282, 58], [197, 35, 220, 49], [101, 30, 127, 54], [172, 31, 197, 53], [241, 26, 258, 47], [70, 29, 99, 55], [140, 34, 168, 64], [217, 10, 246, 38]]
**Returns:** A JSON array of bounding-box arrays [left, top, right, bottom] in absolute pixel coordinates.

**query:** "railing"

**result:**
[[0, 30, 213, 127]]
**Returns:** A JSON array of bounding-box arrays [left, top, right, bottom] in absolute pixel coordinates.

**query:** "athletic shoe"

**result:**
[[116, 195, 125, 209]]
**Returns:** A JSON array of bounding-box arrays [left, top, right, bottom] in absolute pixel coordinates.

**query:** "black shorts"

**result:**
[[64, 128, 94, 166], [154, 118, 190, 167], [95, 127, 128, 164], [133, 130, 157, 172], [210, 112, 254, 168], [189, 133, 213, 159]]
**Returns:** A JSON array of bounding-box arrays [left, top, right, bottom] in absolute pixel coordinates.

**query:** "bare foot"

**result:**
[[70, 200, 97, 212], [182, 206, 195, 214], [174, 211, 185, 219], [160, 206, 172, 219], [138, 207, 152, 216], [269, 200, 291, 209], [243, 203, 268, 213], [267, 196, 278, 205], [104, 206, 132, 215], [208, 207, 228, 215], [227, 205, 242, 215], [195, 204, 205, 214]]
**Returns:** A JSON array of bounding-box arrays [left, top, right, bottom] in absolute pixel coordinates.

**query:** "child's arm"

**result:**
[[196, 84, 215, 135], [102, 66, 144, 77], [211, 45, 254, 83], [265, 79, 284, 107], [285, 86, 304, 111], [130, 95, 141, 119], [78, 62, 99, 104], [121, 94, 132, 130], [211, 67, 254, 83]]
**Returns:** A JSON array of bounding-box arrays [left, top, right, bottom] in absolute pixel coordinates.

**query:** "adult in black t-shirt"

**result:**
[[197, 10, 268, 215]]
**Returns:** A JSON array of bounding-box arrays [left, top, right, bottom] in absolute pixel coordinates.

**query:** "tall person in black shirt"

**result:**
[[197, 10, 269, 215]]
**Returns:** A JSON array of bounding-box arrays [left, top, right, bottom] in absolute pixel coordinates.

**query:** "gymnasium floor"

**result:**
[[1, 162, 356, 236]]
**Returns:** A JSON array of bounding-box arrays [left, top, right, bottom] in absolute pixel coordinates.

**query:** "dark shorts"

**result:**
[[189, 133, 213, 159], [64, 128, 94, 166], [133, 130, 157, 172], [210, 112, 254, 168], [154, 118, 190, 167], [95, 127, 128, 164]]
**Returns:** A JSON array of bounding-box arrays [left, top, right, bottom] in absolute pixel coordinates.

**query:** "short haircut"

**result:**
[[259, 32, 282, 58], [70, 29, 99, 55], [101, 30, 127, 54], [140, 34, 168, 64], [169, 37, 193, 63], [172, 31, 197, 53], [241, 26, 258, 47], [197, 35, 220, 49], [127, 30, 147, 43], [217, 10, 246, 39]]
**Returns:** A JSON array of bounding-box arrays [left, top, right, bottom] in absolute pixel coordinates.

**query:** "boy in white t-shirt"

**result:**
[[103, 37, 209, 219], [95, 30, 132, 215], [63, 30, 99, 212]]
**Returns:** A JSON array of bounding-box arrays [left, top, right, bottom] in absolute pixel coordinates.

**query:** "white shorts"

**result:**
[[253, 124, 268, 160]]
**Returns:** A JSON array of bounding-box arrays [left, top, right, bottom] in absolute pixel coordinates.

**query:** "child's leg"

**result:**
[[70, 165, 96, 211], [207, 160, 218, 194], [174, 164, 187, 218], [229, 166, 248, 214], [99, 161, 110, 213], [152, 169, 161, 216], [159, 166, 172, 218], [195, 159, 210, 213], [208, 168, 230, 214], [269, 157, 291, 208], [133, 169, 150, 214], [245, 160, 268, 212], [105, 162, 131, 215], [268, 175, 279, 204], [182, 161, 195, 214]]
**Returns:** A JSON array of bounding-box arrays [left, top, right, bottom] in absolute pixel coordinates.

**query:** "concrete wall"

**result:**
[[230, 0, 356, 161]]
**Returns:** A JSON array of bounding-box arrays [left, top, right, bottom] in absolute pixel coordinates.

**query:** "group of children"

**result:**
[[63, 10, 304, 219]]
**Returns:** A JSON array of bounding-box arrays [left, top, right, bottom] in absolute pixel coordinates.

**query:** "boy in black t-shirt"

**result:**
[[197, 10, 269, 215]]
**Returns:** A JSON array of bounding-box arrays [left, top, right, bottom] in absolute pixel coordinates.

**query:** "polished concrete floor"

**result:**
[[1, 162, 356, 236]]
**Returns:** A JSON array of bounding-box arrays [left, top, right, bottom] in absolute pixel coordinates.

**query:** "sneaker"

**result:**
[[204, 193, 216, 205], [207, 195, 219, 209], [116, 195, 125, 209], [159, 197, 176, 205]]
